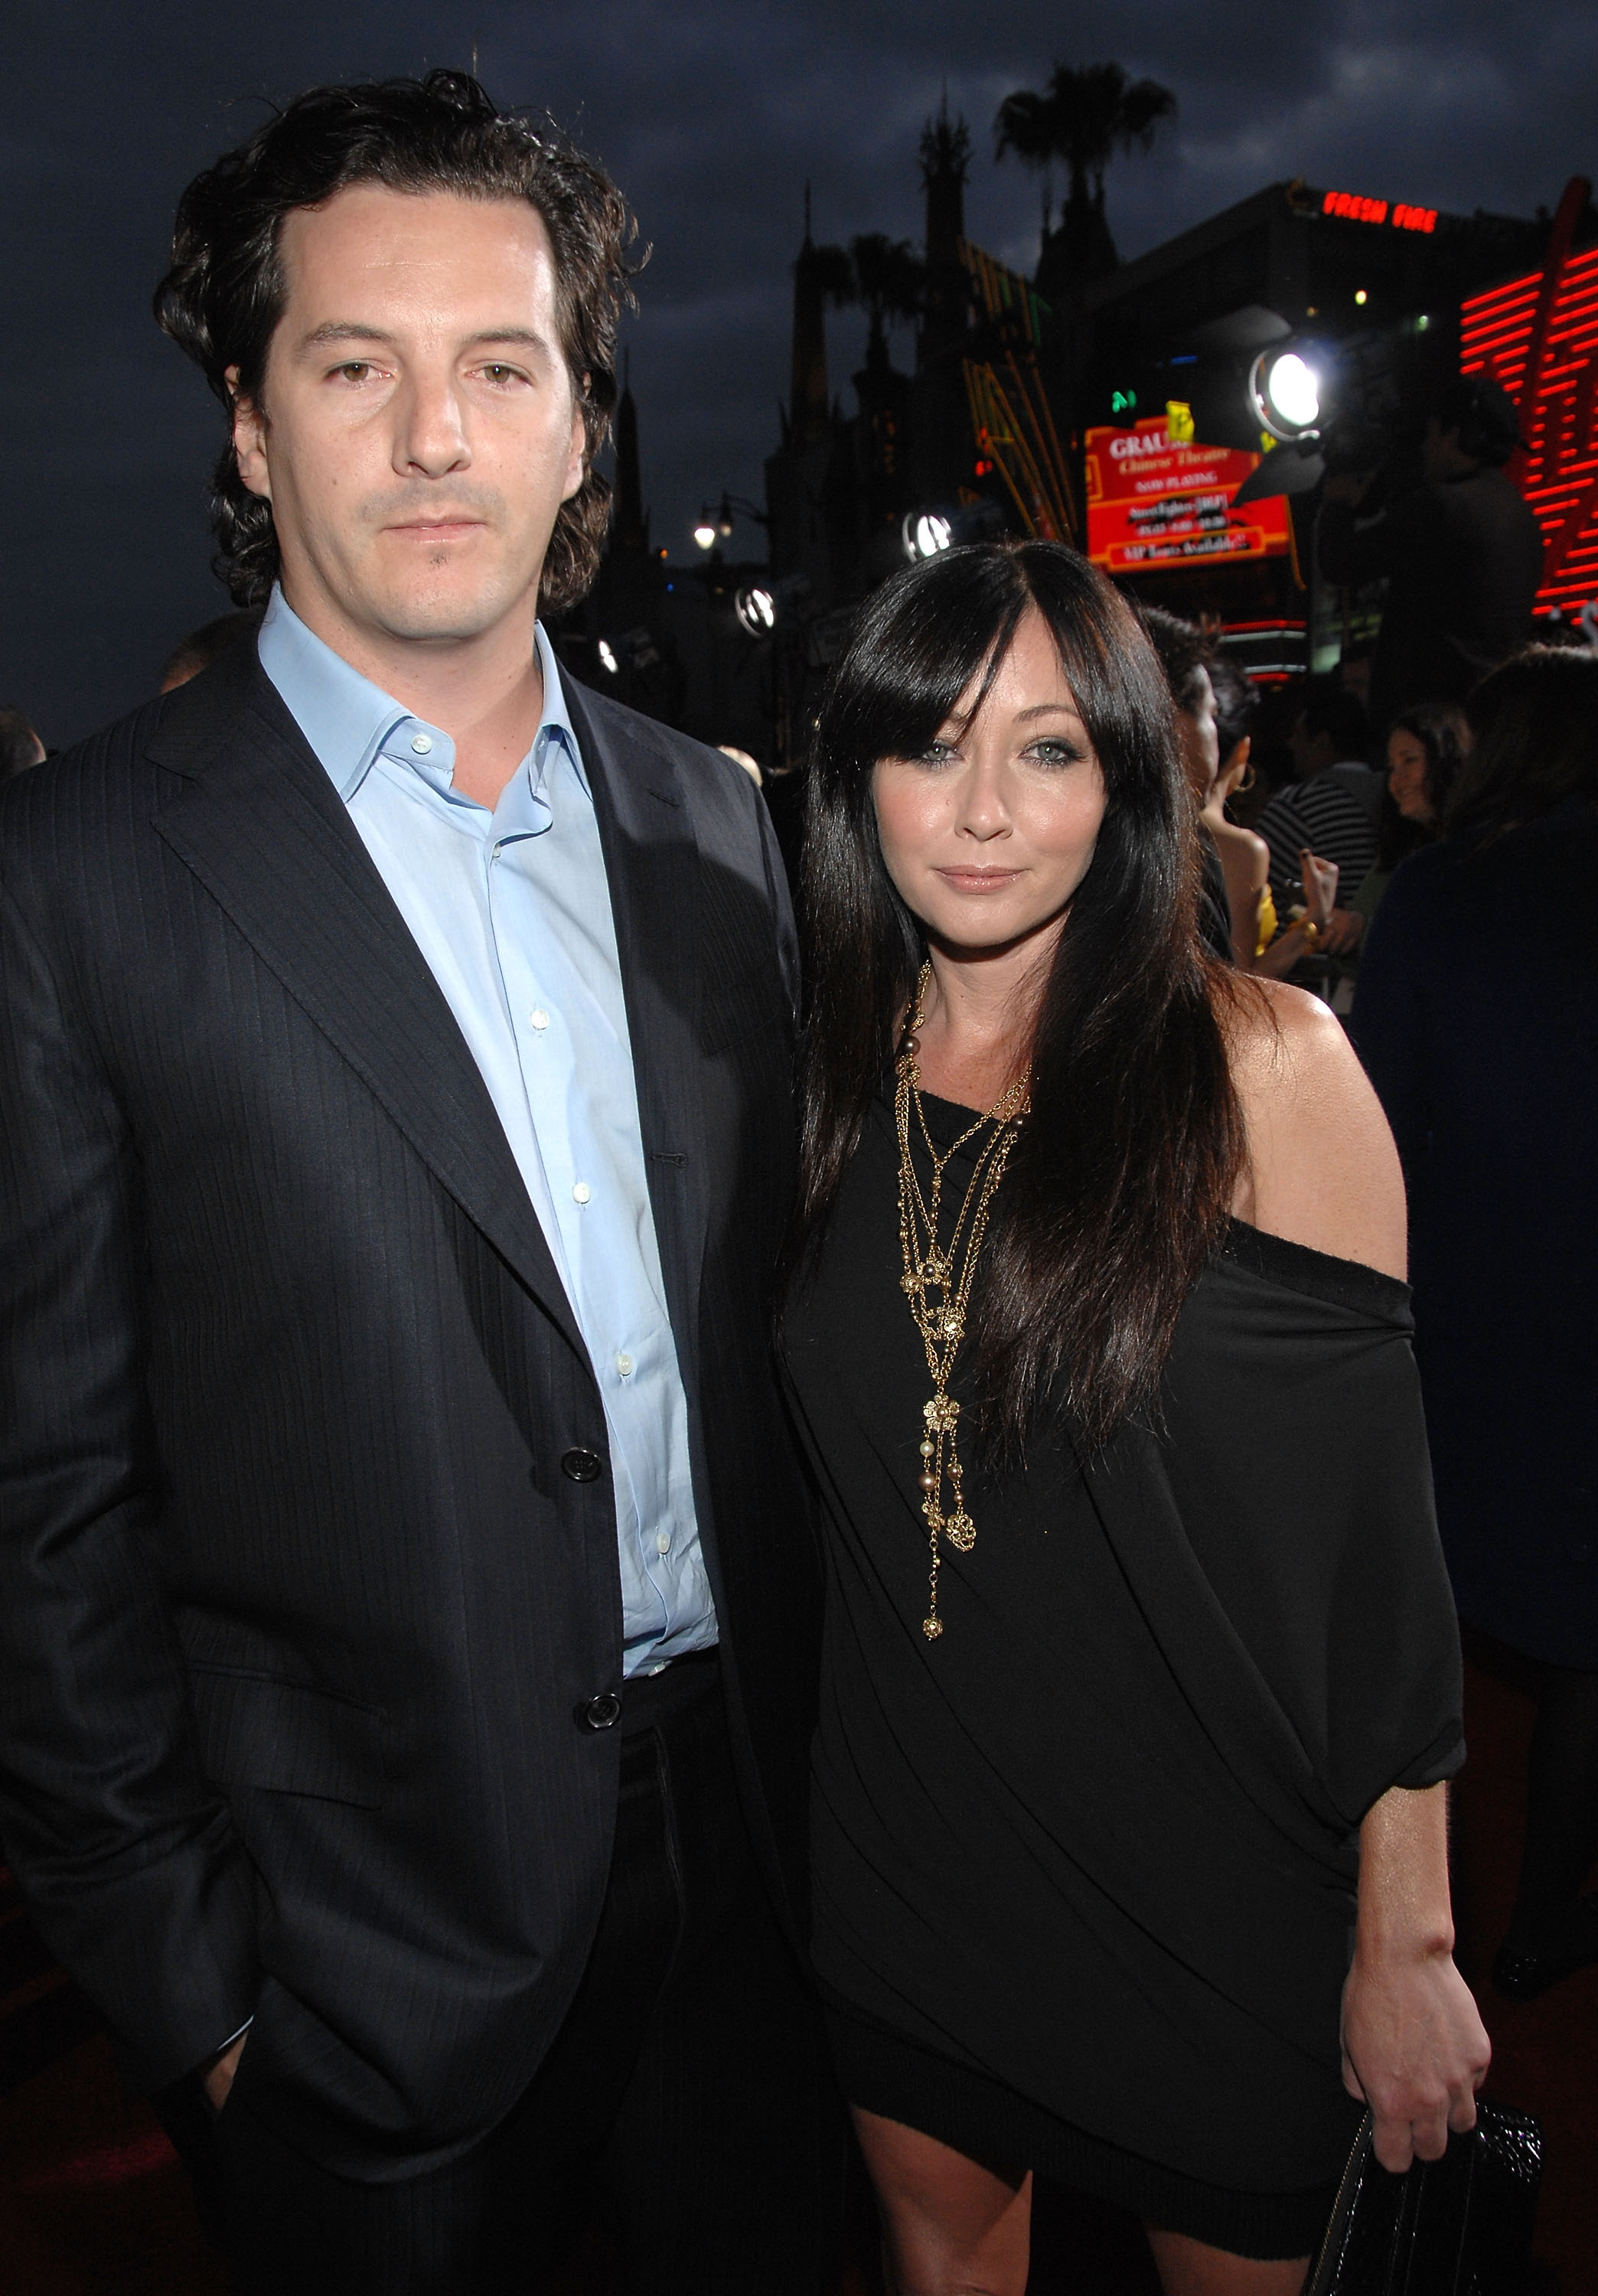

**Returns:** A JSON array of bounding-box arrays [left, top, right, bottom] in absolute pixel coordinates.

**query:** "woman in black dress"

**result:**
[[779, 543, 1489, 2294]]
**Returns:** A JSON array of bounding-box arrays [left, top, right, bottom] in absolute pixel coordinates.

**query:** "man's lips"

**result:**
[[383, 517, 487, 538]]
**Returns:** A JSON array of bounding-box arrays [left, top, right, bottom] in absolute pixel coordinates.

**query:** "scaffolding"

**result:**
[[957, 240, 1079, 546]]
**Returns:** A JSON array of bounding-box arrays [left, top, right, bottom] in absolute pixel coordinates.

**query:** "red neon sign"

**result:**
[[1460, 181, 1598, 615], [1083, 428, 1291, 572], [1320, 189, 1437, 234]]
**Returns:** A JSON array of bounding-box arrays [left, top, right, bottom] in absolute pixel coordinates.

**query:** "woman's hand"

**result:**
[[1319, 906, 1366, 957], [1247, 852, 1341, 975], [1299, 848, 1339, 929], [1341, 1782, 1491, 2173], [1340, 1939, 1490, 2171]]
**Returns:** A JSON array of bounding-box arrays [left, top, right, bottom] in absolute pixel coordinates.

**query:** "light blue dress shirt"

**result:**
[[256, 586, 716, 1677]]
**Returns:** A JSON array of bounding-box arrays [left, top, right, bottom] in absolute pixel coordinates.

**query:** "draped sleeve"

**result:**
[[1090, 1220, 1463, 1846]]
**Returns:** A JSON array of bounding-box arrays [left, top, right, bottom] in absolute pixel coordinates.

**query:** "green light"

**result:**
[[1110, 387, 1137, 415]]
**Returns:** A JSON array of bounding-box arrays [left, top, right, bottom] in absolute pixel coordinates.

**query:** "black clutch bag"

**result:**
[[1306, 2101, 1543, 2294]]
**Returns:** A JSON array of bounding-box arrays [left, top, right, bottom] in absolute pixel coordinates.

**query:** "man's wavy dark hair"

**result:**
[[154, 69, 638, 610]]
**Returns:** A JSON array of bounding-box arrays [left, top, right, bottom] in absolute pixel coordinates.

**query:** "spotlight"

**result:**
[[1248, 348, 1322, 442], [692, 519, 718, 551], [735, 586, 777, 636], [729, 572, 812, 640], [900, 501, 1006, 563], [902, 511, 954, 562], [597, 638, 620, 674]]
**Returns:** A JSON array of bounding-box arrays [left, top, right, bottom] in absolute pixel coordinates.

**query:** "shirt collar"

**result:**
[[256, 584, 585, 807]]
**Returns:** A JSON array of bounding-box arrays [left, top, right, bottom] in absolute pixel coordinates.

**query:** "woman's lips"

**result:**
[[934, 868, 1022, 892]]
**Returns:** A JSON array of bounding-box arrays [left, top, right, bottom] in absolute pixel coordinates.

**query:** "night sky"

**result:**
[[5, 0, 1595, 745]]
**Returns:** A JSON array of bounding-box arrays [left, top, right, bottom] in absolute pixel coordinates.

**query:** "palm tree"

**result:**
[[837, 233, 926, 367], [996, 60, 1177, 285], [991, 86, 1061, 235]]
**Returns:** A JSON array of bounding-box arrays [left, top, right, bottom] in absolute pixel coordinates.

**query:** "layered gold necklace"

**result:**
[[894, 961, 1029, 1640]]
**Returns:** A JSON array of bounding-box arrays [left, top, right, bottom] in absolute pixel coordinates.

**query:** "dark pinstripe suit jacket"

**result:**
[[0, 641, 819, 2177]]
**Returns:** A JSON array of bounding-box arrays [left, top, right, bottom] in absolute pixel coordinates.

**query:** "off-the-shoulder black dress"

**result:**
[[780, 1091, 1465, 2260]]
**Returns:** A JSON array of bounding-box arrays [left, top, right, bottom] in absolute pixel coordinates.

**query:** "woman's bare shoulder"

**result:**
[[1220, 979, 1407, 1278], [1209, 816, 1269, 864]]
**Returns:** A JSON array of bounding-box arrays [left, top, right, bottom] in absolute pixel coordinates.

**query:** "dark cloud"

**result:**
[[4, 1, 1595, 742]]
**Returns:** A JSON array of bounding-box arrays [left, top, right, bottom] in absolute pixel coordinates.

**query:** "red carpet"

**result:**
[[2, 1643, 1592, 2293]]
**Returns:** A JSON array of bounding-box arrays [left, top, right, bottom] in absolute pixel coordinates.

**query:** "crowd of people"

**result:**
[[2, 62, 1594, 2296]]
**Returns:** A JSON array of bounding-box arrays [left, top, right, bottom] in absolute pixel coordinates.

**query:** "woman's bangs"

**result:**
[[824, 551, 1030, 781]]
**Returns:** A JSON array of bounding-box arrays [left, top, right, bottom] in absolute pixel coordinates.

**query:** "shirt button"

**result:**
[[529, 1009, 550, 1032], [572, 1182, 592, 1205], [616, 1352, 634, 1377], [656, 1531, 672, 1556], [409, 732, 434, 755]]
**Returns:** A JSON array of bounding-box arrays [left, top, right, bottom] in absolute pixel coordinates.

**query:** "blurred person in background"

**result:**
[[715, 743, 761, 786], [1139, 606, 1233, 964], [1318, 373, 1545, 742], [1326, 704, 1472, 957], [1200, 654, 1336, 976], [1199, 652, 1265, 962], [1352, 647, 1598, 2001], [1255, 681, 1379, 917], [1153, 632, 1338, 980], [0, 704, 46, 779], [159, 608, 263, 692]]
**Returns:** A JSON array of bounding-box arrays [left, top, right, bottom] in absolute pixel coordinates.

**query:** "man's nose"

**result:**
[[394, 374, 471, 478]]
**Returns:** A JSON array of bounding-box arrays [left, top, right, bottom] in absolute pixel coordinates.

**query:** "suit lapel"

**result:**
[[563, 677, 709, 1393], [147, 651, 590, 1369]]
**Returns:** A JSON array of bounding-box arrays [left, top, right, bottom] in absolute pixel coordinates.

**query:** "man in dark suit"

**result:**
[[0, 70, 837, 2294]]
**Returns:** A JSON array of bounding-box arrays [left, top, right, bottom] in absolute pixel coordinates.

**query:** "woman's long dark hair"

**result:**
[[788, 541, 1245, 1454], [1446, 647, 1598, 843], [1376, 701, 1471, 869]]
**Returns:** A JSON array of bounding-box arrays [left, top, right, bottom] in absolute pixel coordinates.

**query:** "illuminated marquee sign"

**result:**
[[1320, 189, 1438, 235], [1084, 425, 1292, 572], [1461, 228, 1598, 615]]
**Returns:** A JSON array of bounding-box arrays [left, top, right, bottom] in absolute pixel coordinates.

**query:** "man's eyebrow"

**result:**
[[298, 323, 399, 351], [296, 323, 558, 354]]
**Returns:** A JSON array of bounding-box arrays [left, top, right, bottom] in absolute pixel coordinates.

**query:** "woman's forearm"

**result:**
[[1248, 921, 1315, 979], [1355, 1782, 1454, 1961], [1342, 1781, 1491, 2170]]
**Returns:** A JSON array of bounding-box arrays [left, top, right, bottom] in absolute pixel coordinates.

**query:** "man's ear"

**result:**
[[227, 365, 272, 501], [560, 377, 589, 506]]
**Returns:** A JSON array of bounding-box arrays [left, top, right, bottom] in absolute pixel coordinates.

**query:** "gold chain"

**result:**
[[894, 962, 1028, 1640]]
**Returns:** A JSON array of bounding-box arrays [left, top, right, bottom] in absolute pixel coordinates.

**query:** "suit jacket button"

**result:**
[[560, 1446, 604, 1483], [576, 1692, 622, 1732]]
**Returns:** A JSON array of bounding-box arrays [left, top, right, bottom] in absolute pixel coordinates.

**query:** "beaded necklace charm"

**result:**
[[894, 962, 1029, 1639]]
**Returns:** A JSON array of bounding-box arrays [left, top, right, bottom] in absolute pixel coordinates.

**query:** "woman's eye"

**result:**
[[1026, 739, 1083, 766], [915, 742, 958, 766]]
